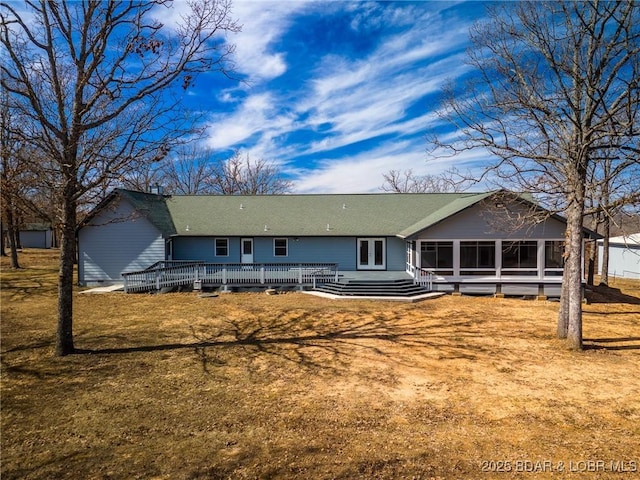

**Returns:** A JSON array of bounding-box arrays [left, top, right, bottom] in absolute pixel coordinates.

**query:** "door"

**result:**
[[358, 238, 386, 270], [241, 238, 254, 264]]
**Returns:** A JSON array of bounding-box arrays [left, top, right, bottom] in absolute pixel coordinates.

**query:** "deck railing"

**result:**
[[122, 262, 339, 293], [413, 267, 434, 291]]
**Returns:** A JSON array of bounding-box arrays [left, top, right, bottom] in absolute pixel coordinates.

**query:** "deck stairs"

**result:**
[[313, 278, 432, 297]]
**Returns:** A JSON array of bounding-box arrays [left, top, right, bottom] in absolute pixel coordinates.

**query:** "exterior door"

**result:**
[[358, 238, 386, 270], [241, 238, 254, 264]]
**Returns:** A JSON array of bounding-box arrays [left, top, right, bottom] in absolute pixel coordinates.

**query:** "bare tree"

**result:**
[[381, 169, 465, 193], [0, 93, 22, 268], [1, 0, 240, 355], [434, 1, 639, 350], [162, 145, 218, 195], [585, 147, 640, 285], [208, 151, 292, 194]]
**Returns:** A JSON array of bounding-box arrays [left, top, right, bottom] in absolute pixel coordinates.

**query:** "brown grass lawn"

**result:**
[[2, 249, 639, 479]]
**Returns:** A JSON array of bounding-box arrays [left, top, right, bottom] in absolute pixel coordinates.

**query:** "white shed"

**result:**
[[598, 233, 640, 279]]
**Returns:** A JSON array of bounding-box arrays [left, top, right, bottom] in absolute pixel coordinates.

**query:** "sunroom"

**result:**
[[407, 239, 566, 296]]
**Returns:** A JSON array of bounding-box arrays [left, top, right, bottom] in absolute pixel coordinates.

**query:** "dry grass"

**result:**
[[2, 249, 639, 479]]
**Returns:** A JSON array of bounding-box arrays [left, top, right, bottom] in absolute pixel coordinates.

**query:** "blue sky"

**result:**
[[180, 0, 491, 193]]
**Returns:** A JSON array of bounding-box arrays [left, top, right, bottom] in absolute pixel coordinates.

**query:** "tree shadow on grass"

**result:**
[[73, 312, 498, 376], [583, 337, 640, 351], [586, 284, 640, 305]]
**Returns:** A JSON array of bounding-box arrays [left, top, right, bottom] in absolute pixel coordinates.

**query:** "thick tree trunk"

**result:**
[[557, 267, 569, 339], [56, 195, 76, 356], [557, 225, 571, 339], [565, 201, 584, 351]]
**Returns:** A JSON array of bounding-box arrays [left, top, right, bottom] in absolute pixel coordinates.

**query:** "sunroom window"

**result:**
[[501, 241, 538, 275], [460, 241, 496, 275], [421, 242, 453, 275], [544, 240, 564, 276]]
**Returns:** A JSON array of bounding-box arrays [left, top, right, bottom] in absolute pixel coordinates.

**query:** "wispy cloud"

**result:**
[[231, 1, 309, 81], [202, 1, 482, 192]]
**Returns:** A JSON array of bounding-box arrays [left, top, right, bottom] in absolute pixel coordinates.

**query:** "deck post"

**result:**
[[155, 269, 160, 290], [260, 265, 265, 284], [298, 264, 303, 284], [222, 267, 227, 285]]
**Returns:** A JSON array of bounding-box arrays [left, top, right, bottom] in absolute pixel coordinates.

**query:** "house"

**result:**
[[598, 234, 640, 279], [78, 189, 580, 296]]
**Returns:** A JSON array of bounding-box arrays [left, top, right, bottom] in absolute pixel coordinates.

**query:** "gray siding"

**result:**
[[413, 202, 566, 240], [79, 198, 165, 285], [19, 230, 52, 249]]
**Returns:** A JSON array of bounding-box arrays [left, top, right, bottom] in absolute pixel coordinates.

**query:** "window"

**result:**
[[502, 241, 538, 273], [215, 238, 228, 257], [421, 242, 453, 273], [544, 241, 564, 276], [274, 238, 288, 257], [461, 241, 495, 268], [545, 241, 564, 268], [460, 241, 496, 275]]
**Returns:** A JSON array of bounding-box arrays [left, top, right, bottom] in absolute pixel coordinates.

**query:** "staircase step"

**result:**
[[315, 279, 431, 297]]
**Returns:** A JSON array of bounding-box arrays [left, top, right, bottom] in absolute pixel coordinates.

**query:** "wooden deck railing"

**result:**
[[122, 262, 339, 293]]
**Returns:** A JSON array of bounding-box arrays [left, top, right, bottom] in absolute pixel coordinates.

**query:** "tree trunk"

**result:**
[[565, 201, 584, 351], [599, 215, 610, 286], [4, 205, 20, 268], [56, 195, 76, 356], [557, 225, 571, 339], [557, 267, 569, 339], [586, 240, 596, 286], [1, 220, 6, 256]]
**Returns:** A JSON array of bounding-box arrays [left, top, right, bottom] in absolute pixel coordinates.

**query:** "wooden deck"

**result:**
[[122, 261, 340, 293]]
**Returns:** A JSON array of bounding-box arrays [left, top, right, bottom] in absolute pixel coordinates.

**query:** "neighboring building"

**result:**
[[598, 234, 640, 279], [19, 223, 53, 249], [77, 189, 587, 296]]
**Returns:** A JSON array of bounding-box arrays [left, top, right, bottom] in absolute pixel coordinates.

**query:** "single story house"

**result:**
[[78, 189, 584, 296], [598, 234, 640, 279]]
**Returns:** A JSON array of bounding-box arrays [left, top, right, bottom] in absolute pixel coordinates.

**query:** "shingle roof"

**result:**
[[163, 192, 494, 238], [115, 189, 176, 236]]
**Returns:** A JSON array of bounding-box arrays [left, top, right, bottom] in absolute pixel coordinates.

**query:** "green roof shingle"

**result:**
[[163, 192, 494, 238]]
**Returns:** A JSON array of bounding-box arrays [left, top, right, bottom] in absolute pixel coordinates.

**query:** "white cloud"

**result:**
[[231, 1, 309, 81], [202, 1, 481, 192], [205, 92, 295, 150]]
